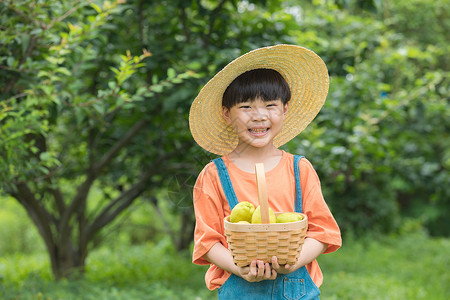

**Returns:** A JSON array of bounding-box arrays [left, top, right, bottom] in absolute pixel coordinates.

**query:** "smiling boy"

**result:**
[[190, 45, 341, 299]]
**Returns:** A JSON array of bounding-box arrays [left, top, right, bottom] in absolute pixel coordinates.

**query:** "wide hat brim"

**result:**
[[189, 44, 329, 156]]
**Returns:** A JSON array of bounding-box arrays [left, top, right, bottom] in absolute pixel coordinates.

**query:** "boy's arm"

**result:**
[[204, 242, 277, 282], [271, 237, 327, 274]]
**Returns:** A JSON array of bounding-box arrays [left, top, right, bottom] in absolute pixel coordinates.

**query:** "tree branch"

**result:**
[[59, 118, 148, 232], [49, 186, 66, 216], [148, 195, 177, 244], [178, 2, 191, 43], [10, 183, 55, 254], [26, 133, 66, 215], [204, 0, 227, 48], [93, 118, 148, 174], [137, 0, 153, 83], [7, 1, 32, 23], [84, 138, 195, 241], [58, 118, 149, 246], [45, 0, 95, 30], [58, 173, 95, 250], [85, 170, 154, 240], [4, 35, 37, 95], [138, 0, 148, 48]]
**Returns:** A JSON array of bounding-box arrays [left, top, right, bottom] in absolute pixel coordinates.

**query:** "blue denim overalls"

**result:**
[[213, 155, 321, 300]]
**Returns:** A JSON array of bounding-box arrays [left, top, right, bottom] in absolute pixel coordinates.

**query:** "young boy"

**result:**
[[189, 45, 341, 299]]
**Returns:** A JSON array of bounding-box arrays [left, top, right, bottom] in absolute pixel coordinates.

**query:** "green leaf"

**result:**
[[108, 81, 117, 89], [6, 57, 15, 67], [39, 152, 51, 161], [88, 15, 97, 23], [167, 68, 176, 79], [37, 71, 49, 78], [171, 78, 183, 84], [46, 56, 65, 65], [152, 84, 163, 93], [110, 67, 120, 75], [55, 67, 71, 76], [91, 3, 103, 13], [152, 74, 159, 84], [20, 34, 30, 55]]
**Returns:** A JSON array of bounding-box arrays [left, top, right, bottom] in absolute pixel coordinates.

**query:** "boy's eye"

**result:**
[[239, 105, 251, 109]]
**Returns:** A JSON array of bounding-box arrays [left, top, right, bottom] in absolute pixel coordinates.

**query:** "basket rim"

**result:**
[[224, 212, 307, 232]]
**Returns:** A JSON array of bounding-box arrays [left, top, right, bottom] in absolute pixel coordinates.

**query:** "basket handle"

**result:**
[[255, 163, 270, 224]]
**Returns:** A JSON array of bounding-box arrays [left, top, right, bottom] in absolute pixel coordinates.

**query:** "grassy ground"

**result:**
[[0, 233, 448, 299], [318, 232, 449, 299]]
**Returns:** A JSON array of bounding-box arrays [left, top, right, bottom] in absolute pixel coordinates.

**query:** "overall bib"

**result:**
[[213, 155, 321, 300]]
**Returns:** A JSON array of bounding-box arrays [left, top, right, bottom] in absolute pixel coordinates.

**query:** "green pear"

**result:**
[[230, 201, 255, 223], [276, 212, 303, 223], [251, 206, 276, 224]]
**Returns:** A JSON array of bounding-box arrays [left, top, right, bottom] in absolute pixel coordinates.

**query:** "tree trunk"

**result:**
[[11, 183, 86, 280], [50, 243, 87, 280], [175, 208, 195, 251]]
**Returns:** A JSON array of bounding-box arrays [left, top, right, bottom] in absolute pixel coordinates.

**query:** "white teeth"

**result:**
[[250, 128, 268, 133]]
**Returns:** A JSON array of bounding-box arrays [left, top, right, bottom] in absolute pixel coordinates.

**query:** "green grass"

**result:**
[[318, 232, 449, 299], [0, 237, 216, 300], [0, 234, 448, 299]]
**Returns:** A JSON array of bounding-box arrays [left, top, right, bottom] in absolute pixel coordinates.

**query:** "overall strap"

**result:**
[[294, 155, 304, 213], [212, 158, 239, 210]]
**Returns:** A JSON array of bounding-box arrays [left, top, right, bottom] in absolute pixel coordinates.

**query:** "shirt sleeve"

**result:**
[[300, 159, 342, 254], [192, 162, 228, 265]]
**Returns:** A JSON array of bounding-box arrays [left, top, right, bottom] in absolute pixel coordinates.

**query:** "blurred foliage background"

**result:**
[[0, 0, 449, 288]]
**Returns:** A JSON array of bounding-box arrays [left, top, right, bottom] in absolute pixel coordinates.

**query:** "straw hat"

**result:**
[[189, 44, 329, 155]]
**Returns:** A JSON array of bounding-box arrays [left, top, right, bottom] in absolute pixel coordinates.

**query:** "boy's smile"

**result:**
[[248, 127, 269, 137], [223, 98, 289, 152]]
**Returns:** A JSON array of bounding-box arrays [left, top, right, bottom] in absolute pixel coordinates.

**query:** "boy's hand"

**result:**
[[271, 256, 298, 274], [238, 260, 277, 282]]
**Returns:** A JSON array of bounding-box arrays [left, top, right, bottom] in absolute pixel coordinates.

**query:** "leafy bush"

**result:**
[[0, 197, 44, 255], [284, 0, 449, 236]]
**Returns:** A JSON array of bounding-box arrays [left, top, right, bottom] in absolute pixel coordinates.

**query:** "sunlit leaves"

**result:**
[[110, 49, 151, 86]]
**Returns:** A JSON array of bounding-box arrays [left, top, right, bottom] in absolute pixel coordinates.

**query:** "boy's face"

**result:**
[[222, 97, 289, 150]]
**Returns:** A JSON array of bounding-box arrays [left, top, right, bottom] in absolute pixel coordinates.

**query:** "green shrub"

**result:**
[[0, 197, 45, 255], [284, 0, 449, 236]]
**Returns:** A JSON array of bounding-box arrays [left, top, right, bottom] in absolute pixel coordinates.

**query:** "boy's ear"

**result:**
[[222, 106, 232, 125], [283, 102, 289, 119]]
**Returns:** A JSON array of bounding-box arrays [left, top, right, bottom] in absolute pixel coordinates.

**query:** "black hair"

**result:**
[[222, 68, 291, 109]]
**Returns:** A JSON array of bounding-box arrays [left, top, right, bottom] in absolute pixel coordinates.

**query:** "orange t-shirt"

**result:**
[[192, 151, 342, 290]]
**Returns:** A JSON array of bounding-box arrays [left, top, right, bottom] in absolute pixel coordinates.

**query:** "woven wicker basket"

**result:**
[[223, 163, 308, 267], [224, 212, 307, 267]]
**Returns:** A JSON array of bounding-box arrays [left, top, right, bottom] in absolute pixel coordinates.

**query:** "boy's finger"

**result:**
[[257, 260, 265, 277], [249, 260, 257, 276], [264, 263, 271, 279], [271, 269, 277, 279], [240, 266, 250, 275], [271, 256, 279, 269]]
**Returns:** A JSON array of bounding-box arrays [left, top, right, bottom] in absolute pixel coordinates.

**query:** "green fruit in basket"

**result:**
[[276, 213, 303, 223], [230, 201, 255, 223], [251, 206, 276, 224], [237, 221, 250, 224]]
